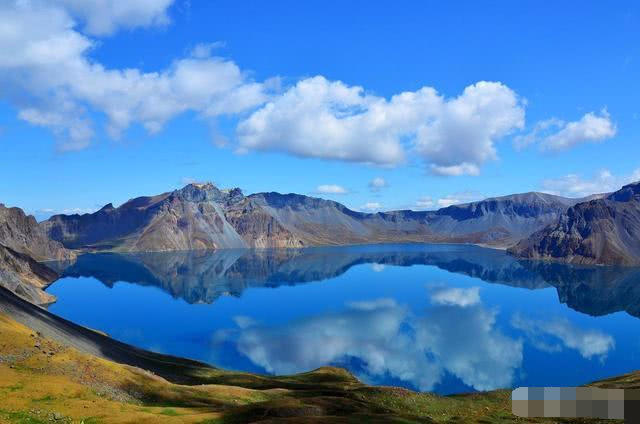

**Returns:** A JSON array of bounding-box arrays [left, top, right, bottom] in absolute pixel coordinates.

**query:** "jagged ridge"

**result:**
[[509, 181, 640, 265], [40, 182, 592, 253]]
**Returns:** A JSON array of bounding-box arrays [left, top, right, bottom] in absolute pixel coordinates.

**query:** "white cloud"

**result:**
[[430, 163, 480, 176], [360, 202, 382, 212], [190, 41, 226, 58], [414, 197, 435, 210], [411, 192, 483, 211], [429, 286, 481, 307], [541, 169, 640, 198], [415, 81, 525, 175], [59, 0, 174, 36], [314, 184, 348, 195], [513, 118, 562, 150], [511, 314, 614, 360], [0, 1, 266, 150], [436, 192, 482, 208], [515, 111, 616, 152], [237, 77, 524, 174], [368, 177, 388, 191]]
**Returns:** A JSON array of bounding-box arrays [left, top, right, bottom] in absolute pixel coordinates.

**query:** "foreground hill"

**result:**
[[0, 204, 73, 261], [0, 285, 634, 423], [41, 183, 589, 252], [509, 181, 640, 265]]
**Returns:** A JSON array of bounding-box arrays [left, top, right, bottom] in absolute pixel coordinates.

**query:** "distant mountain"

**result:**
[[0, 204, 74, 261], [0, 244, 58, 305], [41, 183, 589, 253], [424, 192, 597, 245], [509, 181, 640, 265]]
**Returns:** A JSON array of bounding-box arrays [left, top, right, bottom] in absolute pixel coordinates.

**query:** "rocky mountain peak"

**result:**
[[98, 203, 115, 212], [174, 182, 224, 202], [608, 181, 640, 203]]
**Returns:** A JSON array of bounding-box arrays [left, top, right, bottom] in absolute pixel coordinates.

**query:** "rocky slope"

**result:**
[[509, 181, 640, 265], [42, 183, 303, 251], [0, 204, 74, 261], [426, 192, 596, 245], [41, 182, 589, 253], [0, 244, 58, 305]]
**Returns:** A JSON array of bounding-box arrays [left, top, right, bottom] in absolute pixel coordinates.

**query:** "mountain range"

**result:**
[[1, 180, 639, 306], [41, 182, 596, 253]]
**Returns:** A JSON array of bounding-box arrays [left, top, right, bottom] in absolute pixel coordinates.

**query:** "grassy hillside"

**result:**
[[1, 311, 633, 423]]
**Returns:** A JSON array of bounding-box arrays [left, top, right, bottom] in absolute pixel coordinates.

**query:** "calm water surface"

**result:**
[[46, 244, 640, 395]]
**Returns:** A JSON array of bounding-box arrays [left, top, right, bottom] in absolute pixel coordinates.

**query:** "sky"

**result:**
[[1, 0, 639, 219]]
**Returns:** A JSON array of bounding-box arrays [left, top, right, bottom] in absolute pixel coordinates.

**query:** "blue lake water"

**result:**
[[46, 244, 640, 395]]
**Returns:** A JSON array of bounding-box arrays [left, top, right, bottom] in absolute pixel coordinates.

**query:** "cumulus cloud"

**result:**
[[59, 0, 174, 36], [0, 1, 266, 150], [511, 314, 615, 359], [314, 184, 349, 195], [430, 163, 481, 177], [541, 169, 640, 198], [436, 192, 482, 208], [515, 110, 616, 152], [368, 177, 388, 192], [213, 296, 522, 391], [0, 2, 527, 172], [410, 192, 483, 211], [237, 77, 525, 174], [360, 202, 382, 212]]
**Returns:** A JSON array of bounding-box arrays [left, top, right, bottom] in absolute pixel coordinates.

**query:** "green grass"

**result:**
[[159, 408, 182, 416], [78, 417, 102, 424], [0, 409, 47, 424], [32, 395, 55, 403], [4, 383, 24, 392]]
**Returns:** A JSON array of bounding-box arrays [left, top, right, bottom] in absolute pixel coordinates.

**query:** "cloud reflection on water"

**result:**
[[511, 314, 615, 359], [214, 289, 523, 392]]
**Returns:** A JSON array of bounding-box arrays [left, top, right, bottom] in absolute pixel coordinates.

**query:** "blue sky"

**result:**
[[1, 1, 639, 219]]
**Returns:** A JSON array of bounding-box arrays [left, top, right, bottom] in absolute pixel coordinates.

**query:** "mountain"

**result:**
[[0, 204, 74, 261], [424, 192, 596, 245], [0, 244, 58, 305], [41, 183, 302, 251], [41, 183, 589, 253], [509, 181, 640, 265]]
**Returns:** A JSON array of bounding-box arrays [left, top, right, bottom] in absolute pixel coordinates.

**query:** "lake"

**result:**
[[46, 244, 640, 395]]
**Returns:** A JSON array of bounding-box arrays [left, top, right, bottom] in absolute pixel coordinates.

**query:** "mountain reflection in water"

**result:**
[[55, 244, 640, 318], [47, 244, 640, 394]]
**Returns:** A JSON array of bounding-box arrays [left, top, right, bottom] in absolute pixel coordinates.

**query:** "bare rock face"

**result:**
[[0, 244, 58, 305], [509, 182, 640, 265], [0, 204, 74, 261], [41, 183, 590, 253], [224, 197, 304, 248], [42, 183, 254, 252], [425, 192, 599, 246]]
